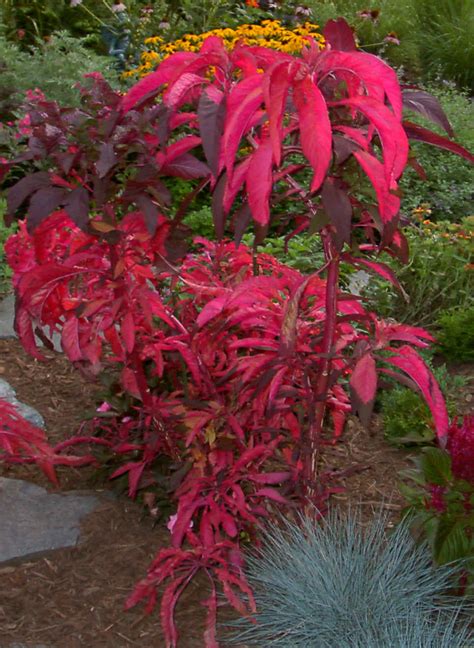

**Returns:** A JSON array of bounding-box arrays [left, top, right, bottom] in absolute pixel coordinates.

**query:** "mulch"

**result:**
[[0, 337, 472, 647]]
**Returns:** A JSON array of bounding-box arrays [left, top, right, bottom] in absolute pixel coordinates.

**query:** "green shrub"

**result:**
[[414, 0, 474, 93], [226, 510, 473, 647], [0, 30, 120, 108], [307, 0, 421, 71], [0, 197, 15, 296], [307, 1, 473, 92], [379, 363, 468, 445], [364, 221, 473, 329], [436, 307, 474, 363], [399, 83, 474, 222]]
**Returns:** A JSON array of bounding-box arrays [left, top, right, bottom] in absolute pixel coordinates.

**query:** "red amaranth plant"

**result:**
[[2, 18, 473, 647], [447, 416, 474, 484]]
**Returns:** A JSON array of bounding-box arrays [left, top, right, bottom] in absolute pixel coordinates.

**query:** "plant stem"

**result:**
[[304, 231, 339, 505]]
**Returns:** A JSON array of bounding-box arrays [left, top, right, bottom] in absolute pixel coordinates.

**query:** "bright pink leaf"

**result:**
[[221, 76, 263, 178], [349, 353, 377, 427], [293, 74, 332, 192], [121, 312, 136, 354], [383, 345, 449, 440], [353, 150, 400, 223], [246, 139, 273, 225], [121, 52, 196, 112], [61, 317, 82, 361]]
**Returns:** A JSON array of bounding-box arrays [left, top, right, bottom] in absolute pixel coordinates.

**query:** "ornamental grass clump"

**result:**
[[226, 510, 473, 647]]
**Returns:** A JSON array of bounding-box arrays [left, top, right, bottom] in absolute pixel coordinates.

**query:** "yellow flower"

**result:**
[[124, 20, 325, 78]]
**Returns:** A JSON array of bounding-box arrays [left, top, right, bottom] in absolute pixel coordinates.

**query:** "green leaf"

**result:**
[[420, 447, 452, 485], [433, 517, 473, 565]]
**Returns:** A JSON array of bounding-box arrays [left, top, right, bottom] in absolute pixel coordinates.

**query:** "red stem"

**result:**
[[304, 231, 339, 503]]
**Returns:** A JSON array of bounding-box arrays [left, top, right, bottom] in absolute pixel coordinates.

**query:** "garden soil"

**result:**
[[0, 338, 472, 648]]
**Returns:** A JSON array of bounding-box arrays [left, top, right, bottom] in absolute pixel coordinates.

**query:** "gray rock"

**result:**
[[0, 378, 45, 429], [0, 294, 62, 352], [0, 293, 15, 339], [0, 478, 101, 566]]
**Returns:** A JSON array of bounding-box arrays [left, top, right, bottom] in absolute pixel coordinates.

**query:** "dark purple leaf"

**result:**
[[28, 187, 68, 232], [28, 136, 47, 157], [198, 90, 226, 177], [333, 134, 360, 164], [64, 187, 89, 230], [233, 204, 252, 247], [402, 89, 453, 136], [321, 178, 352, 250], [7, 172, 51, 216], [137, 194, 159, 235], [211, 173, 227, 239], [96, 142, 117, 178], [161, 153, 210, 179]]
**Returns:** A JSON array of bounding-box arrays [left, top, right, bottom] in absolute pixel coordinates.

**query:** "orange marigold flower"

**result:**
[[246, 0, 259, 6]]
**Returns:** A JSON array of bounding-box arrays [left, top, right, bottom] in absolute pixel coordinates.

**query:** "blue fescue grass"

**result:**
[[224, 509, 473, 647]]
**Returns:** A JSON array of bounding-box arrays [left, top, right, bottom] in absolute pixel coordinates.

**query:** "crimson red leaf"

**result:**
[[161, 135, 202, 164], [164, 72, 207, 108], [223, 158, 251, 213], [263, 61, 291, 165], [121, 312, 136, 354], [221, 75, 263, 178], [353, 150, 400, 224], [292, 75, 332, 192], [160, 575, 188, 648], [383, 345, 449, 440], [336, 96, 408, 185], [121, 52, 196, 112], [344, 255, 408, 298], [246, 139, 273, 226], [349, 353, 377, 428], [254, 487, 289, 503], [321, 51, 403, 119], [323, 18, 357, 51], [403, 121, 474, 163], [14, 305, 46, 361], [61, 317, 82, 361], [120, 367, 141, 399], [197, 295, 228, 328]]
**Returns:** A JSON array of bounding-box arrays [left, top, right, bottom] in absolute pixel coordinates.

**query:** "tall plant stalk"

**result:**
[[304, 231, 340, 503]]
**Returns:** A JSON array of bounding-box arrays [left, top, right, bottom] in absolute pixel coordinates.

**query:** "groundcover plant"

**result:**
[[1, 18, 473, 648]]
